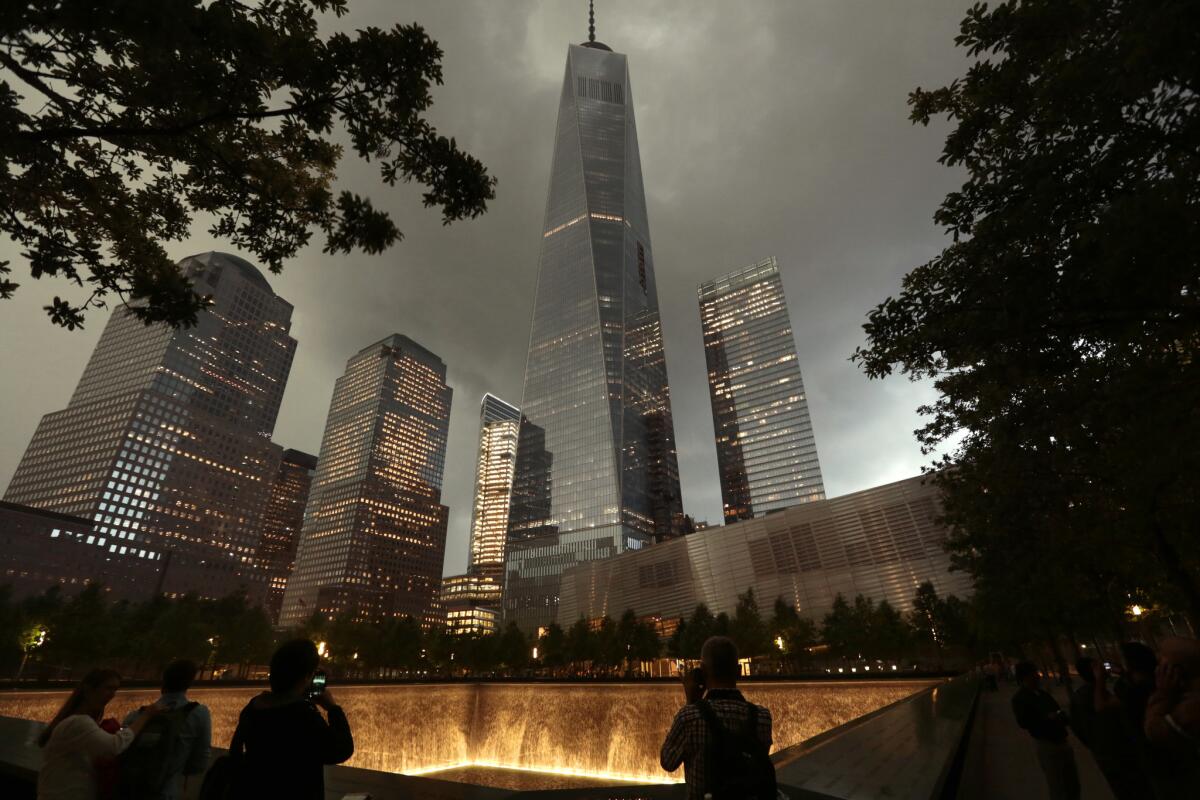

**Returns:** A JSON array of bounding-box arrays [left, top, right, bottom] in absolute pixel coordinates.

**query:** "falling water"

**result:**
[[0, 680, 929, 786]]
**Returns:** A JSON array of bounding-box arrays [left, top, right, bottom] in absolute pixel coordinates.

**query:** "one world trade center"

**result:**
[[504, 19, 684, 629]]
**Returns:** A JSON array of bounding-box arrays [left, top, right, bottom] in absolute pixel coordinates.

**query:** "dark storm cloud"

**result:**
[[0, 1, 972, 575]]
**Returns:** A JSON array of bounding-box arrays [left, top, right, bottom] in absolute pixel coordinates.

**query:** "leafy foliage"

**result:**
[[853, 0, 1200, 631], [1, 0, 496, 329]]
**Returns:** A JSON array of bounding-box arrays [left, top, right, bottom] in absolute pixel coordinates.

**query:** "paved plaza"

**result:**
[[961, 685, 1115, 800]]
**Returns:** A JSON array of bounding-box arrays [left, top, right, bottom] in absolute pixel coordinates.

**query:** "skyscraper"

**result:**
[[279, 335, 452, 628], [467, 394, 522, 584], [257, 448, 318, 624], [698, 257, 825, 523], [5, 252, 296, 600], [504, 23, 683, 629]]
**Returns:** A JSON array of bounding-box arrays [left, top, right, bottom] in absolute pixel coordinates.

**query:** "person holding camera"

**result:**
[[660, 636, 776, 799], [225, 639, 354, 800], [1012, 661, 1080, 800]]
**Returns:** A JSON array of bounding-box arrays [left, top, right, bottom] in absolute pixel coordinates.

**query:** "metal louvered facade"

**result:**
[[556, 474, 972, 624]]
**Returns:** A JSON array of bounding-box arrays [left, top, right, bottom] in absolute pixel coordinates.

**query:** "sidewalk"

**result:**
[[959, 685, 1114, 799]]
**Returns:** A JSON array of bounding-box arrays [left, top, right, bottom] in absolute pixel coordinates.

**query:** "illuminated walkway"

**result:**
[[959, 685, 1114, 799]]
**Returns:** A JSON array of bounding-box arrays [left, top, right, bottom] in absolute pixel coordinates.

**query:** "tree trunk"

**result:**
[[1149, 517, 1200, 629]]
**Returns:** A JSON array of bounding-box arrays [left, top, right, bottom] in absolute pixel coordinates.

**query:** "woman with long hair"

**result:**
[[36, 668, 162, 800]]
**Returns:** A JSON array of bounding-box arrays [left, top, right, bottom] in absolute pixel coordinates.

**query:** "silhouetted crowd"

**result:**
[[1008, 637, 1200, 800], [35, 631, 1197, 800], [35, 639, 353, 800]]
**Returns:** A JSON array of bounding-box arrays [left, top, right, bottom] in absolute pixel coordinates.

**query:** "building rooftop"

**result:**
[[183, 251, 276, 295]]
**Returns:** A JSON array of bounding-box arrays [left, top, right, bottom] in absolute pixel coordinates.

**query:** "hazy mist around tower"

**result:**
[[0, 1, 972, 576]]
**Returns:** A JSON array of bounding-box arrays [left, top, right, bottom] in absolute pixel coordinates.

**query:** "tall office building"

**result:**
[[466, 394, 522, 584], [279, 335, 452, 628], [5, 252, 296, 600], [698, 257, 825, 523], [504, 23, 684, 630], [257, 448, 318, 624]]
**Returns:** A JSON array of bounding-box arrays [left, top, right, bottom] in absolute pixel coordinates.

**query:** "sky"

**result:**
[[0, 1, 974, 577]]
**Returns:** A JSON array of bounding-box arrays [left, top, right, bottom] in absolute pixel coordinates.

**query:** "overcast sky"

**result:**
[[0, 1, 973, 576]]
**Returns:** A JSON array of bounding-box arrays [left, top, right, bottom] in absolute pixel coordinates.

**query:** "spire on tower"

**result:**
[[588, 0, 596, 43]]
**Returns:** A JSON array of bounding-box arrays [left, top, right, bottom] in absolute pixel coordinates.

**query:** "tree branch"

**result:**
[[16, 91, 355, 143]]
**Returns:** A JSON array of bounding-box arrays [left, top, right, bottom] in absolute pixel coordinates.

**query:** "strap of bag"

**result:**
[[695, 699, 724, 741], [742, 702, 759, 740]]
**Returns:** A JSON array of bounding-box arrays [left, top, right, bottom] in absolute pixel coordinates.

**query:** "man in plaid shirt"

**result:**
[[660, 636, 774, 799]]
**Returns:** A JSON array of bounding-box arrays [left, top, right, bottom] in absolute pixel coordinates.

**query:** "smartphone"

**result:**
[[688, 667, 706, 690], [307, 670, 327, 700]]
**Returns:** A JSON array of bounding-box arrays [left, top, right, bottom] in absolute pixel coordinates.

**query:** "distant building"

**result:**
[[556, 474, 972, 627], [0, 501, 160, 600], [467, 395, 522, 585], [4, 252, 297, 602], [279, 335, 452, 628], [440, 573, 503, 636], [257, 448, 318, 624], [504, 29, 684, 631], [698, 257, 825, 523]]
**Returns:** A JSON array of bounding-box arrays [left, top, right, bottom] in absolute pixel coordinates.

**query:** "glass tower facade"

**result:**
[[4, 252, 296, 601], [279, 335, 452, 628], [257, 448, 318, 624], [698, 257, 825, 523], [504, 38, 684, 630], [467, 394, 522, 584]]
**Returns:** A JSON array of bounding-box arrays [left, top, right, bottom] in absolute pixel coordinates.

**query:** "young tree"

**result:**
[[539, 622, 566, 671], [564, 617, 594, 670], [732, 588, 771, 658], [616, 610, 640, 674], [380, 616, 424, 673], [593, 615, 621, 673], [209, 594, 274, 677], [632, 619, 662, 664], [908, 582, 943, 649], [1, 0, 496, 330], [680, 605, 715, 659], [496, 621, 528, 672], [666, 618, 687, 659], [852, 0, 1200, 624], [770, 597, 817, 671], [322, 612, 363, 676], [872, 600, 911, 663]]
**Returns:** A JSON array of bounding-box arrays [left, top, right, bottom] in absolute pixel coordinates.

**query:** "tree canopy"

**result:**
[[852, 0, 1200, 629], [1, 0, 496, 329]]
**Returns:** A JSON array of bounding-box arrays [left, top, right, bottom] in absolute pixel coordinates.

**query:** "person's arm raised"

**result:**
[[312, 690, 354, 764]]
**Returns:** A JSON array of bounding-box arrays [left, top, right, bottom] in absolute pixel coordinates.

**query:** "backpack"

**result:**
[[695, 698, 777, 800], [116, 701, 200, 799]]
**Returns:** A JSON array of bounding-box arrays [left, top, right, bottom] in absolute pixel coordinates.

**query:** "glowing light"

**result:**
[[838, 668, 844, 673], [317, 641, 328, 657], [774, 636, 785, 651], [892, 665, 898, 671], [1130, 605, 1144, 618], [404, 760, 681, 785]]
